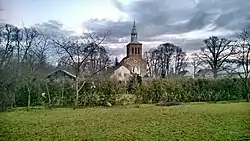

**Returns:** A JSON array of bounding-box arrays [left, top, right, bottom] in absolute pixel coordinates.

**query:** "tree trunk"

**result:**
[[193, 67, 196, 78], [61, 88, 64, 106], [213, 69, 218, 78], [27, 87, 31, 111], [45, 82, 51, 108], [12, 90, 17, 108], [246, 78, 249, 102], [73, 77, 79, 110], [247, 92, 249, 102]]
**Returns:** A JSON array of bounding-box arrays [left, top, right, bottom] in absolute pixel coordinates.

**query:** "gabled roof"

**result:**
[[107, 63, 134, 75], [197, 69, 212, 75], [119, 56, 128, 63], [178, 70, 191, 76], [106, 64, 123, 73], [46, 69, 76, 80]]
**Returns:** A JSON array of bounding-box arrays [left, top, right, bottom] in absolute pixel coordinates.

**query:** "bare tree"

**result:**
[[143, 51, 154, 77], [0, 23, 55, 110], [144, 43, 185, 77], [173, 47, 188, 75], [158, 43, 176, 77], [21, 27, 39, 64], [0, 24, 17, 67], [198, 36, 235, 78], [51, 32, 110, 109], [190, 53, 203, 78], [233, 27, 250, 102], [0, 23, 43, 109]]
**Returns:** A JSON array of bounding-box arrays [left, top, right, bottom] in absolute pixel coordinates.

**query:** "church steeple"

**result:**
[[126, 20, 142, 57], [131, 20, 138, 43]]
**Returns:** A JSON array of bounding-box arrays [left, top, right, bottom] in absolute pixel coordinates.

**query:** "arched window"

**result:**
[[132, 47, 134, 55], [135, 47, 137, 54]]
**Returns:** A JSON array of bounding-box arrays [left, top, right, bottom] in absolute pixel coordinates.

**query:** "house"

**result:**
[[196, 69, 213, 78], [107, 65, 132, 82], [178, 70, 192, 77], [107, 21, 147, 82], [46, 69, 76, 85]]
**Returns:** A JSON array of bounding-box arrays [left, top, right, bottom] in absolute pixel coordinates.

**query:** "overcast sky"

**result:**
[[1, 0, 250, 59]]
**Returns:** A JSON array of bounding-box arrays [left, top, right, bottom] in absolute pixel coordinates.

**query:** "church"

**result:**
[[107, 21, 147, 82]]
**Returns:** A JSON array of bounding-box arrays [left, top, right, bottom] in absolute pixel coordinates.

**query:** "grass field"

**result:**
[[0, 102, 250, 141]]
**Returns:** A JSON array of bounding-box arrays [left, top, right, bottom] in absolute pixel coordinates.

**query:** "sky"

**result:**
[[1, 0, 250, 60]]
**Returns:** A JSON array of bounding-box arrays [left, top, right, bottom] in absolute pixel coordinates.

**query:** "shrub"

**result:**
[[3, 76, 248, 109], [133, 77, 247, 104]]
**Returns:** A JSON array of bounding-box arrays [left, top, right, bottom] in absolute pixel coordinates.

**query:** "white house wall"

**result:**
[[110, 66, 131, 82]]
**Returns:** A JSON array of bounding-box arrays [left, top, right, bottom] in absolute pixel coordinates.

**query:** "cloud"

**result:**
[[82, 0, 250, 54], [0, 6, 3, 22], [0, 19, 4, 23], [35, 20, 75, 36]]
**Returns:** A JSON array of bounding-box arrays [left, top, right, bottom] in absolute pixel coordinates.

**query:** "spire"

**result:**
[[132, 20, 136, 34], [131, 20, 138, 43]]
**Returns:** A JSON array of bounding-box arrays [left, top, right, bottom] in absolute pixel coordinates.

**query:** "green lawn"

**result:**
[[0, 103, 250, 141]]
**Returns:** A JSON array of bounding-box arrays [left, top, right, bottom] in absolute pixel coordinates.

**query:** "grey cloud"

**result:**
[[42, 20, 63, 31], [179, 39, 204, 51], [146, 38, 204, 51], [0, 6, 3, 22], [109, 47, 126, 56], [35, 20, 63, 31], [195, 0, 250, 31], [108, 39, 204, 58], [215, 8, 250, 31], [35, 20, 75, 36], [83, 0, 250, 51]]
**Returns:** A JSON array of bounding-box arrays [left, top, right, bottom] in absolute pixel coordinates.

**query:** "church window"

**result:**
[[138, 48, 141, 55], [132, 47, 134, 55], [135, 47, 137, 54]]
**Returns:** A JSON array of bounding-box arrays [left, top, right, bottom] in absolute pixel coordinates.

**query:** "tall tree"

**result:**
[[143, 43, 185, 77], [51, 32, 110, 109], [0, 23, 47, 110], [0, 24, 17, 67], [173, 47, 188, 74], [198, 36, 235, 78], [190, 53, 202, 78], [143, 51, 154, 77], [156, 43, 176, 77], [234, 27, 250, 102]]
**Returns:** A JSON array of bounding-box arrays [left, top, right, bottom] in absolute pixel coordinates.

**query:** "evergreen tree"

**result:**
[[115, 57, 119, 66]]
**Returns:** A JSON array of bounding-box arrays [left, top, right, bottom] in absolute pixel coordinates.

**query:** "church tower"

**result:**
[[120, 21, 147, 76], [126, 21, 142, 57]]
